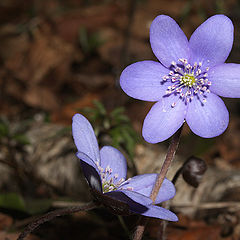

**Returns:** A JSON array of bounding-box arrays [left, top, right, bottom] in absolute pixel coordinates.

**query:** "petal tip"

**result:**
[[171, 214, 179, 222]]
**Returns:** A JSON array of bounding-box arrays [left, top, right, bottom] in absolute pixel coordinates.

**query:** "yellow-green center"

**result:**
[[102, 182, 117, 193], [180, 74, 196, 87]]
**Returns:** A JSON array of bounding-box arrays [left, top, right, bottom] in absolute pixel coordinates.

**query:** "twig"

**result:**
[[51, 200, 87, 208], [17, 201, 97, 240], [133, 127, 183, 240]]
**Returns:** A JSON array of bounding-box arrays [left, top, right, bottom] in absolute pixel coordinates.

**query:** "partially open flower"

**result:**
[[72, 113, 177, 221], [120, 15, 240, 143]]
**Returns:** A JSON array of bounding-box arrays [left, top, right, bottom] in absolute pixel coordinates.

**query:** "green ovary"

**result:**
[[180, 74, 196, 87], [102, 182, 117, 193]]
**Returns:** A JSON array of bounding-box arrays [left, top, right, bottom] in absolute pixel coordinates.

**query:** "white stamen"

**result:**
[[162, 58, 211, 104], [171, 102, 176, 108]]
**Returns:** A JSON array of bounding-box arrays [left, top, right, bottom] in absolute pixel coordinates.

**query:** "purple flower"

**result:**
[[120, 15, 240, 143], [72, 113, 177, 221]]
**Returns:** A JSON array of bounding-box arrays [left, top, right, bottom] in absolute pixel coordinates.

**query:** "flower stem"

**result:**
[[17, 201, 97, 240], [133, 126, 183, 240], [150, 126, 182, 202], [132, 218, 149, 240]]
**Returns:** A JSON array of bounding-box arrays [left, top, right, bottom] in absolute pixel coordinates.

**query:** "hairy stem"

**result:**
[[132, 218, 149, 240], [150, 126, 182, 202], [17, 201, 97, 240], [133, 126, 183, 240]]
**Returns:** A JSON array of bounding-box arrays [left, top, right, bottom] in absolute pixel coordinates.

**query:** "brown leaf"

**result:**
[[0, 231, 39, 240], [51, 93, 100, 124], [4, 24, 75, 85], [23, 86, 60, 111], [98, 28, 153, 67], [167, 226, 221, 240], [149, 215, 222, 240], [55, 3, 124, 43], [0, 213, 13, 230], [72, 73, 113, 92]]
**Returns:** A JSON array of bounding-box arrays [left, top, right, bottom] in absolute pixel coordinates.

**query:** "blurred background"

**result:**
[[0, 0, 240, 239]]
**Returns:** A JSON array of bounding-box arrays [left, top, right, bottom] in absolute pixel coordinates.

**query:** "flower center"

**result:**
[[180, 74, 196, 87], [102, 181, 118, 192], [96, 162, 128, 193], [162, 58, 211, 106]]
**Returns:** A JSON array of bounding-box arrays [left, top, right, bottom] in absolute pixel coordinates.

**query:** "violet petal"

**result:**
[[76, 151, 102, 192], [100, 146, 127, 184], [142, 95, 187, 143], [120, 61, 170, 101], [150, 15, 189, 68], [106, 189, 152, 206], [209, 63, 240, 98], [189, 15, 233, 68], [136, 205, 178, 221], [186, 93, 229, 138], [120, 174, 175, 204], [72, 114, 100, 163]]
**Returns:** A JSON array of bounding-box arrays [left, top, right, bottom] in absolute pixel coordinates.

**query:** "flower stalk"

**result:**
[[133, 126, 182, 240], [150, 126, 183, 202]]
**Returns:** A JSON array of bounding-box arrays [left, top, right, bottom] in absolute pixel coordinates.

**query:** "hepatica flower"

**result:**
[[72, 113, 177, 221], [120, 15, 240, 143]]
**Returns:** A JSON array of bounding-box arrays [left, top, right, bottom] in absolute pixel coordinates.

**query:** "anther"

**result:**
[[162, 58, 211, 104], [171, 102, 176, 108]]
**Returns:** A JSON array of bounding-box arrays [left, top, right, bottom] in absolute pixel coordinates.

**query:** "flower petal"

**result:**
[[137, 205, 178, 221], [72, 114, 100, 163], [189, 15, 233, 68], [208, 63, 240, 98], [150, 15, 189, 68], [105, 190, 151, 214], [76, 152, 102, 192], [100, 146, 127, 184], [106, 190, 177, 220], [120, 61, 170, 101], [186, 93, 229, 138], [120, 174, 175, 204], [142, 95, 187, 143]]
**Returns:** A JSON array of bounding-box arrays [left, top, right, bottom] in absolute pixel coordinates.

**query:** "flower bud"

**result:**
[[182, 156, 207, 188]]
